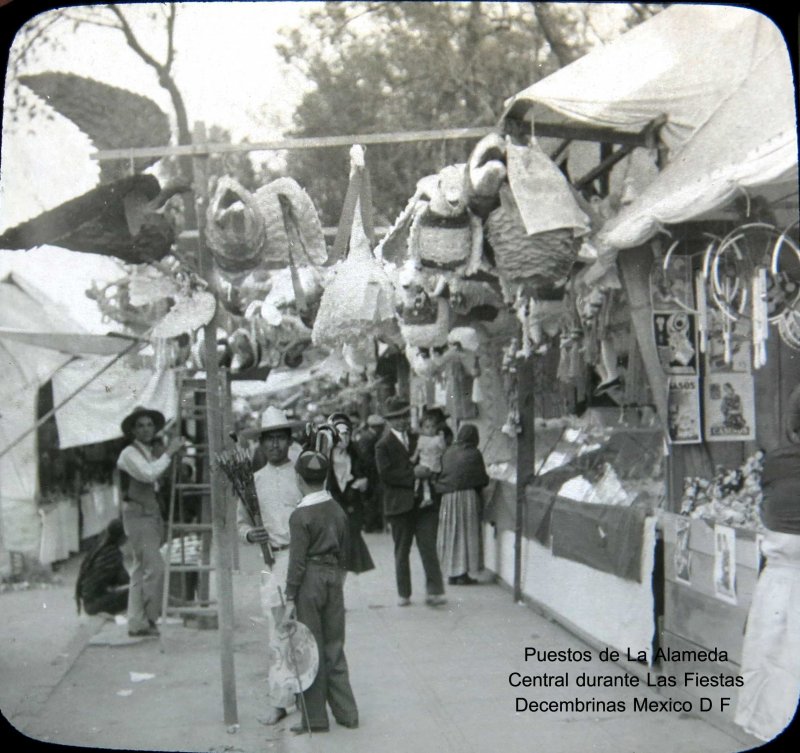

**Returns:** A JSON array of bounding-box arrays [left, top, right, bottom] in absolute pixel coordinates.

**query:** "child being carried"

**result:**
[[411, 414, 447, 507]]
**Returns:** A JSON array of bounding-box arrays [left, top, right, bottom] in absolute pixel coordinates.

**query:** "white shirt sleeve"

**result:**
[[117, 444, 171, 484]]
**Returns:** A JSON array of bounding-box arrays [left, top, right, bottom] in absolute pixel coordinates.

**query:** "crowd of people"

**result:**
[[74, 395, 491, 734]]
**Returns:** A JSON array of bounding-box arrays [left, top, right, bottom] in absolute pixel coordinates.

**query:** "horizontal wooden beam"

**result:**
[[91, 127, 496, 162], [506, 108, 668, 147]]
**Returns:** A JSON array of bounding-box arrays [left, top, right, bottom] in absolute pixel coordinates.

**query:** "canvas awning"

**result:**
[[503, 5, 798, 253], [0, 328, 139, 356]]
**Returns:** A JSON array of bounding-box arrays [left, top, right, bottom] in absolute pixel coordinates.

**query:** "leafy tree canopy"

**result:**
[[277, 1, 661, 227]]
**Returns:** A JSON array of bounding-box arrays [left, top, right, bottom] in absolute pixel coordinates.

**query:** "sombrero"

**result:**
[[121, 406, 166, 438], [241, 406, 298, 441], [266, 620, 320, 708]]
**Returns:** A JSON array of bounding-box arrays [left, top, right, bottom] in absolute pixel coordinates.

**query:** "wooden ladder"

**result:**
[[159, 370, 232, 638]]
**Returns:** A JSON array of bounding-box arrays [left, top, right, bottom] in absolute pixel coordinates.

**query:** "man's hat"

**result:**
[[121, 406, 166, 438], [242, 406, 297, 440], [294, 450, 329, 483], [383, 397, 411, 419], [422, 404, 450, 422], [266, 620, 319, 708], [366, 413, 386, 428]]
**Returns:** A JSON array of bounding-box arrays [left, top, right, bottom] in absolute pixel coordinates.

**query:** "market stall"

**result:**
[[494, 3, 798, 730], [0, 271, 177, 575]]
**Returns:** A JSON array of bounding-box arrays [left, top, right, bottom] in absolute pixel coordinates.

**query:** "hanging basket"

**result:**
[[485, 185, 578, 285], [206, 177, 326, 279], [206, 177, 266, 277]]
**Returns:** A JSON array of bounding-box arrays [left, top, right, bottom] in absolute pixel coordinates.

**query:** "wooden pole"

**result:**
[[193, 121, 238, 726], [514, 355, 536, 603]]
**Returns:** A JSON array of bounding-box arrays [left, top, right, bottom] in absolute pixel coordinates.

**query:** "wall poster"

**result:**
[[674, 517, 692, 585], [704, 373, 756, 442], [713, 524, 737, 605], [667, 376, 701, 444], [653, 312, 698, 374]]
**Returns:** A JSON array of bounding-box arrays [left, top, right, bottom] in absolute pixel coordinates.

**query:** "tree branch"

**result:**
[[165, 3, 176, 73], [107, 4, 164, 73]]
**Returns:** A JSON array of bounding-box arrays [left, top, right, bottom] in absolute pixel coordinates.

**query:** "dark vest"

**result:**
[[120, 444, 162, 517]]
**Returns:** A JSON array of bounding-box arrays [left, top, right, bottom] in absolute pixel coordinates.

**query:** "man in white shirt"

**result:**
[[238, 406, 303, 725], [117, 406, 184, 637]]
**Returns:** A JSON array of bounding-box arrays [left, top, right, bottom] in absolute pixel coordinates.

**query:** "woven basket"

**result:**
[[206, 177, 265, 276], [485, 185, 577, 285], [207, 177, 326, 277], [410, 214, 472, 269], [252, 177, 327, 269]]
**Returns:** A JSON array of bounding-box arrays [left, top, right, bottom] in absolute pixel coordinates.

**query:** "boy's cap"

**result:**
[[294, 451, 329, 483]]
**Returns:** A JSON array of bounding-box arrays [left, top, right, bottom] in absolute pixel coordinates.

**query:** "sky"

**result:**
[[0, 2, 320, 330]]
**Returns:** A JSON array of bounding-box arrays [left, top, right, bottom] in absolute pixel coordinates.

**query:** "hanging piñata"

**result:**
[[311, 204, 397, 347]]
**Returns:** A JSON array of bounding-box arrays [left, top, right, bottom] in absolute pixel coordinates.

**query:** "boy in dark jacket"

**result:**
[[282, 451, 359, 734]]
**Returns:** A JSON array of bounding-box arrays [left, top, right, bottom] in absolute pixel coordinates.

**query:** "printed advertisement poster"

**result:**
[[667, 376, 701, 444], [704, 373, 756, 442], [653, 312, 697, 374], [650, 255, 694, 311], [705, 311, 752, 373], [674, 517, 692, 585], [713, 525, 737, 605]]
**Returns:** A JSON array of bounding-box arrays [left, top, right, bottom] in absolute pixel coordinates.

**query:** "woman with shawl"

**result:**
[[735, 385, 800, 742], [434, 423, 489, 585], [326, 414, 376, 575], [75, 519, 130, 616]]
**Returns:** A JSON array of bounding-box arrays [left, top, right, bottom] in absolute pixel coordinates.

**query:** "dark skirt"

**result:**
[[345, 516, 375, 574]]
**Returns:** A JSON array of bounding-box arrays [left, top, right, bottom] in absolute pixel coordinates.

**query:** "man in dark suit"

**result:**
[[375, 398, 446, 607]]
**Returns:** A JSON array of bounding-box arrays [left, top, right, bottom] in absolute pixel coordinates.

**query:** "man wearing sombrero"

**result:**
[[117, 406, 185, 637], [238, 405, 303, 726]]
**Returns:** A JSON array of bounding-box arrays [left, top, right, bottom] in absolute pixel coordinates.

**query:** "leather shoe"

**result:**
[[128, 627, 158, 637], [425, 594, 447, 606], [397, 597, 411, 607], [259, 708, 287, 726], [290, 722, 329, 734], [336, 717, 359, 729]]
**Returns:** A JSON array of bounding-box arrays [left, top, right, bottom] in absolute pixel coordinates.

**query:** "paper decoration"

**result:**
[[713, 524, 737, 605], [704, 373, 755, 442], [667, 376, 701, 444], [704, 310, 752, 374], [651, 254, 694, 311], [674, 517, 692, 585]]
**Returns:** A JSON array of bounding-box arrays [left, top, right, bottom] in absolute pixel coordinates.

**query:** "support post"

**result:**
[[194, 121, 238, 726], [514, 355, 536, 603]]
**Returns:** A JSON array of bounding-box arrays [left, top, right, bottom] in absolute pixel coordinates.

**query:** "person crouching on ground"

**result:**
[[117, 406, 185, 637], [75, 519, 130, 617], [238, 406, 303, 727], [434, 423, 489, 586], [281, 450, 359, 734]]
